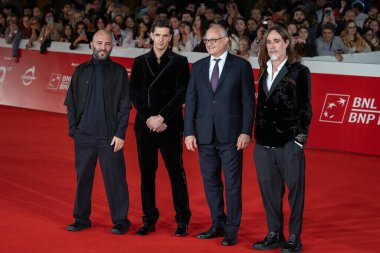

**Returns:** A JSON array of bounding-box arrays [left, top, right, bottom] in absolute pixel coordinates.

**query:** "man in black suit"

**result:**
[[252, 25, 312, 253], [129, 18, 191, 237], [64, 30, 131, 234], [184, 24, 255, 246]]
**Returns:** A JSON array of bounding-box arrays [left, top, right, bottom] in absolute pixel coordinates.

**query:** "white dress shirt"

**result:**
[[209, 50, 228, 81], [266, 57, 287, 91]]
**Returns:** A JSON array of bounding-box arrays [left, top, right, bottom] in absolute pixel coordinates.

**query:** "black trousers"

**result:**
[[73, 133, 130, 225], [135, 130, 191, 225], [198, 142, 243, 234], [254, 141, 305, 235]]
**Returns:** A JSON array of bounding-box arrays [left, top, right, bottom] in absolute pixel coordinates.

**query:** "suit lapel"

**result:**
[[146, 50, 175, 91], [266, 62, 289, 99], [203, 56, 214, 95]]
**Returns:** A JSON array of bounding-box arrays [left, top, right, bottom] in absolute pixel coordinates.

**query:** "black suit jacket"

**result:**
[[184, 52, 255, 144], [129, 49, 190, 132], [254, 61, 312, 147]]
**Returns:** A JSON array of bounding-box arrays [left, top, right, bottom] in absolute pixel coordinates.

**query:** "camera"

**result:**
[[325, 9, 332, 16]]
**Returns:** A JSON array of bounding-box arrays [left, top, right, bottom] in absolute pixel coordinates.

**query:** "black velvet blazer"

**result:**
[[129, 49, 190, 133], [254, 61, 312, 147]]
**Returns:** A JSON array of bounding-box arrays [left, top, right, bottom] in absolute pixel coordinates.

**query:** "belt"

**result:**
[[264, 146, 276, 149]]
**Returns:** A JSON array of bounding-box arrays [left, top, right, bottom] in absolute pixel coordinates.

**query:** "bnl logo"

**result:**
[[319, 94, 350, 123], [320, 93, 380, 125]]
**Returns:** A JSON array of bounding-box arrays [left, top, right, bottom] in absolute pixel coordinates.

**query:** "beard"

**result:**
[[92, 48, 112, 60], [269, 48, 287, 61]]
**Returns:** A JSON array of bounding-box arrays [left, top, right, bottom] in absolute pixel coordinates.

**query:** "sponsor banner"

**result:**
[[309, 73, 380, 156], [0, 47, 379, 155]]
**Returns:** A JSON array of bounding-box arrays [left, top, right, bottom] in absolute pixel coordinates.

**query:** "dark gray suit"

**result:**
[[184, 52, 255, 234]]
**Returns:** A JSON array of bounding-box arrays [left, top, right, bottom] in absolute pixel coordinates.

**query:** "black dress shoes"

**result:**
[[111, 223, 130, 235], [252, 231, 286, 250], [221, 233, 238, 246], [136, 223, 156, 236], [67, 221, 91, 232], [196, 227, 225, 239], [175, 223, 188, 236], [281, 234, 303, 253]]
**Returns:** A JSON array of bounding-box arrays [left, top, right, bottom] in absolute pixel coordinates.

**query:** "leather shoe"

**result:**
[[111, 223, 130, 235], [175, 223, 188, 236], [281, 234, 303, 253], [221, 233, 238, 246], [67, 221, 91, 232], [196, 227, 225, 239], [136, 223, 156, 236], [252, 231, 286, 250]]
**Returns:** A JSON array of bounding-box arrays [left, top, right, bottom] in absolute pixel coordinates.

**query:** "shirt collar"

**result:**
[[211, 50, 228, 62], [266, 57, 288, 73]]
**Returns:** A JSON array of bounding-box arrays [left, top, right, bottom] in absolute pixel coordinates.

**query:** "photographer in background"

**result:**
[[70, 21, 90, 50], [39, 10, 63, 53]]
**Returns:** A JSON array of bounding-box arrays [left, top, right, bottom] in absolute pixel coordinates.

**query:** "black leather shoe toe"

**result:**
[[281, 234, 303, 253], [111, 223, 130, 235], [196, 227, 225, 239], [175, 223, 188, 236], [67, 221, 91, 232], [252, 231, 286, 250], [136, 223, 156, 236], [221, 234, 238, 246]]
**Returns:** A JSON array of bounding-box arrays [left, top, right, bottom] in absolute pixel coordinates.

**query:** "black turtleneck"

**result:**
[[77, 57, 108, 139]]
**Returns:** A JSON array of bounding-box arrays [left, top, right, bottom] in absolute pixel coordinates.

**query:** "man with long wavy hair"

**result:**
[[252, 25, 312, 253]]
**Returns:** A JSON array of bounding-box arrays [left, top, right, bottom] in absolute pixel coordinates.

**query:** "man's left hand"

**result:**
[[111, 136, 125, 152], [146, 115, 164, 131], [236, 134, 250, 150]]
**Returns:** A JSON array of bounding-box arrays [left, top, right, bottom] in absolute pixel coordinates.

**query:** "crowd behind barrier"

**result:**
[[1, 0, 380, 63], [0, 39, 379, 156]]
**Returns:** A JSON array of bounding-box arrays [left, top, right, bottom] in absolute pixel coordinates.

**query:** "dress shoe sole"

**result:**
[[66, 225, 91, 232], [253, 241, 286, 250], [136, 225, 156, 236], [281, 245, 303, 253]]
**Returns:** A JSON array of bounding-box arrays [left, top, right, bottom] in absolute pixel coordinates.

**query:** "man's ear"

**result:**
[[90, 42, 93, 49]]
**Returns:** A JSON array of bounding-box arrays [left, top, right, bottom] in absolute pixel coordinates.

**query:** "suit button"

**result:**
[[212, 100, 216, 103], [264, 106, 268, 109], [273, 121, 277, 124], [274, 107, 278, 111]]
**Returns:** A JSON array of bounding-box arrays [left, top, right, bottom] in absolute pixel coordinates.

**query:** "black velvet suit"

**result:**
[[254, 60, 312, 235], [184, 52, 255, 234], [129, 49, 191, 225]]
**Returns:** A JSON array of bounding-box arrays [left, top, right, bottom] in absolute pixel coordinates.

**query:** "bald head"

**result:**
[[91, 30, 113, 60]]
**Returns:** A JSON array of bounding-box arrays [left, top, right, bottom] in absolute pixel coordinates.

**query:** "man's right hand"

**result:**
[[185, 135, 198, 151]]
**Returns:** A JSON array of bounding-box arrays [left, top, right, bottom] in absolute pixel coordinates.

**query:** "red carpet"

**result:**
[[0, 105, 379, 253]]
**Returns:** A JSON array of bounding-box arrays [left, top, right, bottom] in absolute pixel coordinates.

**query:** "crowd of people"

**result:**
[[1, 0, 379, 62]]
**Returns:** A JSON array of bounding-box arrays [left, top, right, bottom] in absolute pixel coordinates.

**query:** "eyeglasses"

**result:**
[[203, 36, 226, 45]]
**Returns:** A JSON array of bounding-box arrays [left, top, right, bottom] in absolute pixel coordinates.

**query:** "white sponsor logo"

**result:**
[[47, 73, 71, 91], [320, 93, 380, 126], [71, 63, 79, 67], [319, 93, 350, 124], [0, 66, 6, 84], [47, 73, 62, 90], [348, 97, 380, 125], [21, 66, 37, 86]]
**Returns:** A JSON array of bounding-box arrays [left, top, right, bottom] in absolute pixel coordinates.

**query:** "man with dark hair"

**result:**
[[64, 30, 132, 235], [316, 22, 348, 61], [130, 18, 191, 237], [252, 25, 312, 253]]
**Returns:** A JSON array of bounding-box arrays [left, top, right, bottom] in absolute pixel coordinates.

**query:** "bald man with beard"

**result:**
[[64, 30, 132, 235]]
